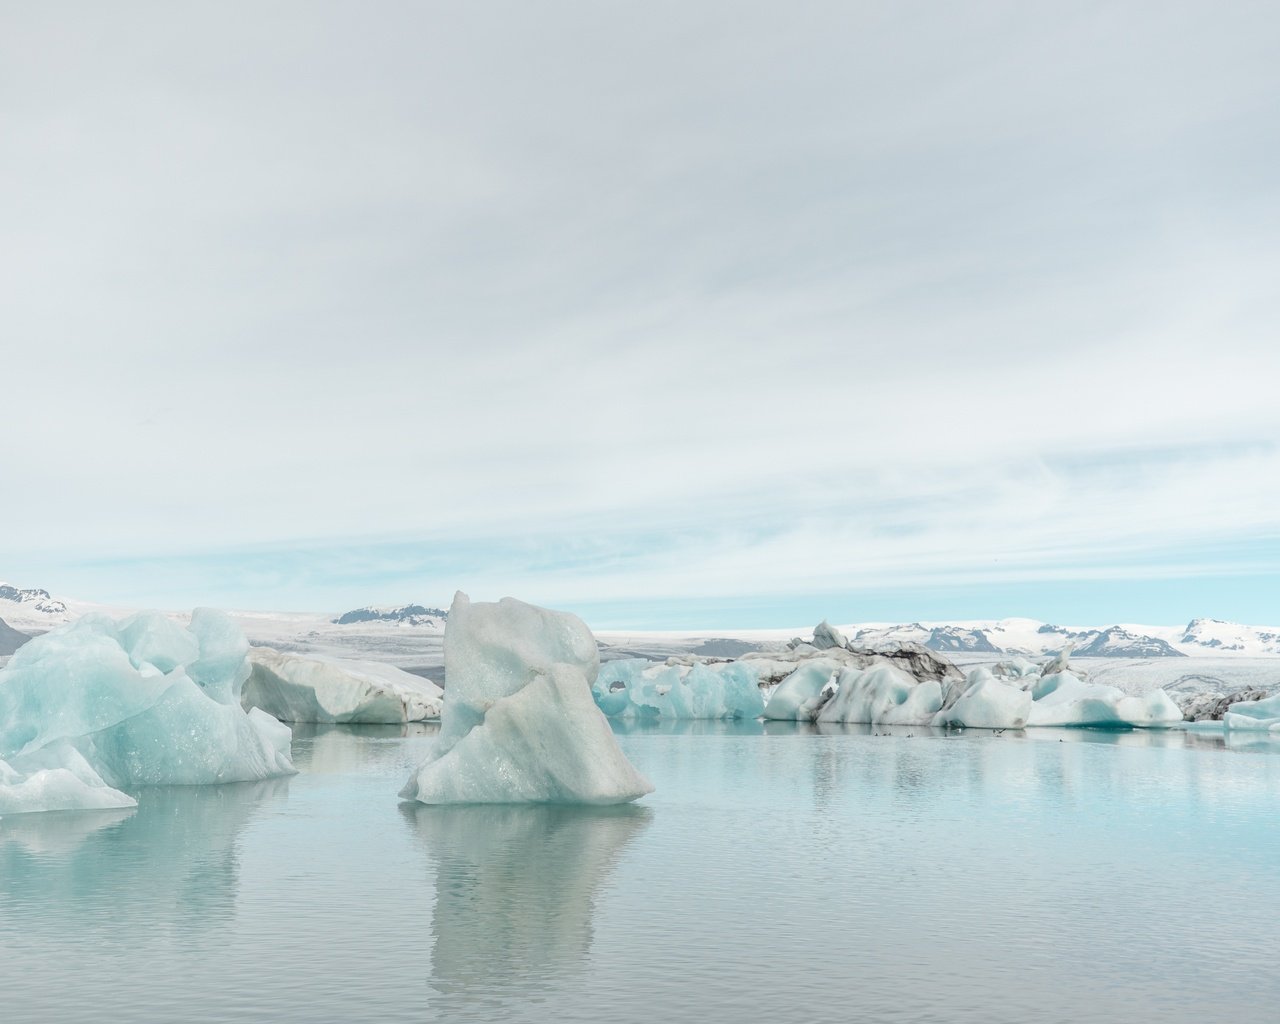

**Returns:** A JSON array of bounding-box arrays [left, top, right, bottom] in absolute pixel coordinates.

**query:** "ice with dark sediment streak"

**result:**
[[0, 609, 295, 817], [399, 593, 652, 805], [243, 649, 443, 723]]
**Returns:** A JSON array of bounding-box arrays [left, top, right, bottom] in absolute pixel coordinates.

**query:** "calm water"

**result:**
[[2, 723, 1278, 1023]]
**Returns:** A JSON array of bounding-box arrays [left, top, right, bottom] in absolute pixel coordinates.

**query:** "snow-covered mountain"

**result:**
[[4, 578, 1280, 659], [0, 582, 74, 631], [1072, 626, 1185, 658], [332, 604, 448, 627], [0, 583, 67, 615], [843, 617, 1279, 658], [1179, 618, 1280, 653]]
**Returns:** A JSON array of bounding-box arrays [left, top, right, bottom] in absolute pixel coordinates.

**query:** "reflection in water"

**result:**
[[608, 717, 764, 737], [401, 802, 652, 1005], [0, 778, 289, 949], [289, 721, 440, 773]]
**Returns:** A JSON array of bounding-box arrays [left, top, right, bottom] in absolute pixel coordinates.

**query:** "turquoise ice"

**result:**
[[0, 609, 295, 816]]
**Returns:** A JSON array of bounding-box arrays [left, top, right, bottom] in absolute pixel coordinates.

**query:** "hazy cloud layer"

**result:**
[[3, 2, 1279, 620]]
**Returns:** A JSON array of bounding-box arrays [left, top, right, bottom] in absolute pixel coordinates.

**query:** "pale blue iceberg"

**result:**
[[399, 593, 652, 805], [594, 658, 767, 720], [0, 609, 295, 815], [761, 659, 843, 721], [1222, 692, 1280, 732], [1026, 672, 1182, 727], [0, 742, 137, 817]]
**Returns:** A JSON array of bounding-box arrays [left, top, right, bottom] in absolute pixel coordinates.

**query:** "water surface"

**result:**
[[2, 724, 1277, 1023]]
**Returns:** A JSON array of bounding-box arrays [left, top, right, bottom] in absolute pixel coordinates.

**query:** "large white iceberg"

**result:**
[[761, 659, 843, 720], [243, 649, 443, 723], [594, 658, 767, 720], [818, 666, 945, 726], [399, 593, 652, 805], [0, 609, 295, 816], [934, 669, 1033, 729], [758, 654, 1181, 732], [1026, 672, 1182, 728]]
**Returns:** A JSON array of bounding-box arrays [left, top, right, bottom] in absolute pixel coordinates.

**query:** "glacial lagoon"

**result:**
[[2, 723, 1278, 1024]]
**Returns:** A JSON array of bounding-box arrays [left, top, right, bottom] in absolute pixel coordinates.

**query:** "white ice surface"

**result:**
[[761, 660, 843, 721], [1221, 692, 1280, 731], [817, 666, 943, 726], [400, 594, 652, 805], [1026, 672, 1182, 727], [934, 670, 1032, 729], [244, 649, 443, 723]]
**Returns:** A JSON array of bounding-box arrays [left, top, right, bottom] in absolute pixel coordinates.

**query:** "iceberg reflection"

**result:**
[[401, 802, 652, 1001], [0, 778, 288, 943]]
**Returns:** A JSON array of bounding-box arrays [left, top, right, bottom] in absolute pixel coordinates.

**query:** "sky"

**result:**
[[2, 1, 1280, 628]]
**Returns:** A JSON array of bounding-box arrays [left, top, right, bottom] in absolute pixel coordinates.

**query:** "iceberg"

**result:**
[[817, 665, 944, 726], [0, 742, 137, 817], [1026, 672, 1182, 728], [761, 659, 843, 721], [244, 649, 443, 723], [399, 594, 652, 805], [933, 669, 1032, 729], [0, 609, 295, 815], [1222, 692, 1280, 732], [594, 658, 767, 720]]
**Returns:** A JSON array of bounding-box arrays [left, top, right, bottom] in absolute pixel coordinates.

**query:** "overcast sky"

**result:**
[[3, 1, 1279, 626]]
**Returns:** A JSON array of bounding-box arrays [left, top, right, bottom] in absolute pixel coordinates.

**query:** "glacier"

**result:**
[[399, 593, 652, 805], [0, 609, 295, 816], [244, 649, 443, 723]]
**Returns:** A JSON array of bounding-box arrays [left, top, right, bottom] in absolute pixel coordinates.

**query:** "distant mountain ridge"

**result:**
[[845, 618, 1279, 658], [332, 604, 448, 627], [4, 579, 1279, 656], [0, 583, 67, 617]]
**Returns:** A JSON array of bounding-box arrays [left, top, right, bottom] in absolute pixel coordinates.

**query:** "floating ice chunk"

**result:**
[[817, 665, 942, 726], [991, 656, 1040, 680], [811, 620, 848, 650], [244, 649, 443, 723], [1222, 692, 1280, 731], [761, 659, 842, 721], [1027, 672, 1181, 727], [0, 742, 136, 817], [594, 658, 766, 720], [1038, 643, 1080, 679], [933, 669, 1032, 729], [0, 609, 295, 813], [400, 594, 652, 805]]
